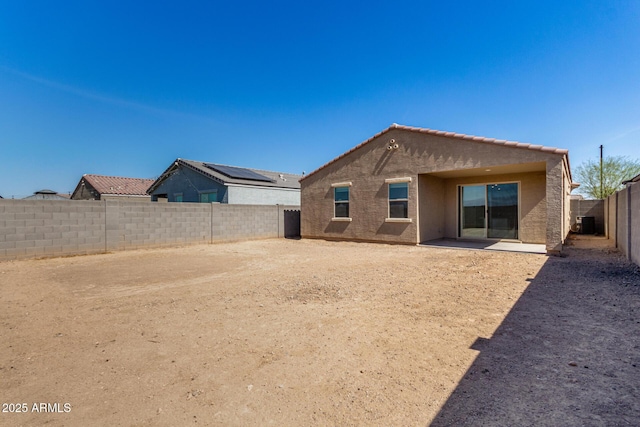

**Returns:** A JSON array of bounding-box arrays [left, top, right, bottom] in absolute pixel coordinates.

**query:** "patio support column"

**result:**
[[546, 159, 564, 254]]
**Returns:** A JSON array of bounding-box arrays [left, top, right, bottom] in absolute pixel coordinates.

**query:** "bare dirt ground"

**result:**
[[0, 237, 638, 426]]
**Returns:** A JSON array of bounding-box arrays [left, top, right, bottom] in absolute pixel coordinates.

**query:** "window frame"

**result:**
[[385, 177, 412, 223], [331, 181, 352, 221], [199, 190, 218, 203], [457, 181, 520, 240]]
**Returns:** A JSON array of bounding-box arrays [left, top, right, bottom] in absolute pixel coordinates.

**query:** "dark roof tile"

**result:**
[[148, 159, 301, 194], [83, 174, 154, 196]]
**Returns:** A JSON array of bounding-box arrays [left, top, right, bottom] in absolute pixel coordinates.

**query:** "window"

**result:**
[[174, 193, 183, 202], [334, 186, 350, 218], [388, 182, 408, 218], [199, 190, 217, 203]]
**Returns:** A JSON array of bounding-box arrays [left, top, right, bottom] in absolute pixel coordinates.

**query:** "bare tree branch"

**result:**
[[574, 156, 640, 199]]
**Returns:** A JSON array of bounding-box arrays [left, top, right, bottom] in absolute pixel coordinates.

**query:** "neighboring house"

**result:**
[[622, 172, 640, 187], [300, 124, 574, 254], [71, 174, 155, 201], [23, 189, 71, 200], [147, 159, 301, 205]]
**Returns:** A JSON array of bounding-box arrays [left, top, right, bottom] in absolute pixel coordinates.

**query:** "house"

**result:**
[[71, 174, 155, 201], [147, 159, 301, 205], [622, 172, 640, 187], [300, 124, 574, 254], [23, 189, 71, 200]]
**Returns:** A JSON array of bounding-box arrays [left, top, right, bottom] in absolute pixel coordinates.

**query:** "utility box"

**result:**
[[576, 216, 595, 234]]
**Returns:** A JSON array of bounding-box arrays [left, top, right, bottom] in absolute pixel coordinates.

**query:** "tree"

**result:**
[[574, 155, 640, 199]]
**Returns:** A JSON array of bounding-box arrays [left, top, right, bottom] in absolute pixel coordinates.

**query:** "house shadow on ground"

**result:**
[[431, 240, 640, 426]]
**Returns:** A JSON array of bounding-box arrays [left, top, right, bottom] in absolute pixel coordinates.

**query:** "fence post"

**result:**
[[627, 186, 632, 261], [615, 192, 619, 249]]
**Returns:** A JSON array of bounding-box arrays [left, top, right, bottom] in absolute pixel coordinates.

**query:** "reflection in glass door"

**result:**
[[487, 183, 518, 239], [460, 185, 486, 238], [459, 183, 519, 240]]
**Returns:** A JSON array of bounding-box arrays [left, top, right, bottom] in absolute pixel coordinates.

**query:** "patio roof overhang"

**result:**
[[422, 161, 547, 179]]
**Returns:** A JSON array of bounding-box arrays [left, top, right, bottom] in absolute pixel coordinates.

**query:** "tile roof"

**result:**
[[23, 190, 71, 200], [301, 123, 570, 182], [148, 159, 301, 193], [83, 174, 155, 196]]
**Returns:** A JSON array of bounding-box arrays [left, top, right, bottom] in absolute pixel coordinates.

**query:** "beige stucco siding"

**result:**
[[545, 158, 565, 253], [418, 175, 445, 242], [563, 163, 572, 243], [301, 128, 570, 248], [301, 173, 419, 244]]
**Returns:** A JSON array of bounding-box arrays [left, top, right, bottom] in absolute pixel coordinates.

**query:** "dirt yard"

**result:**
[[1, 237, 638, 426]]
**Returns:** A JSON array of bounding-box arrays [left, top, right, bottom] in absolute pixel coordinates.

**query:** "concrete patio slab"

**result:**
[[420, 239, 546, 254]]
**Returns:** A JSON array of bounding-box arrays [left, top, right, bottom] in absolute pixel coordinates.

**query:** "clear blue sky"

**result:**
[[1, 1, 639, 197]]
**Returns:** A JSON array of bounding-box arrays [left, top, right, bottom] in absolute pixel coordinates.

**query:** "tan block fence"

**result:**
[[605, 182, 640, 266], [0, 200, 300, 261]]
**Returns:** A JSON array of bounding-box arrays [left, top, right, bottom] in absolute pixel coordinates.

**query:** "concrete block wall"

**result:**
[[605, 185, 640, 267], [617, 189, 629, 256], [106, 201, 211, 251], [630, 184, 640, 266], [0, 200, 106, 260], [606, 195, 616, 243], [0, 200, 300, 261], [569, 199, 605, 234], [211, 204, 299, 241]]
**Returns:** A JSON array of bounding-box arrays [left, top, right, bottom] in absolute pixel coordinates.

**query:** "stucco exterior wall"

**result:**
[[301, 128, 567, 249], [544, 158, 566, 253], [301, 174, 419, 244], [227, 185, 301, 205], [419, 175, 445, 242]]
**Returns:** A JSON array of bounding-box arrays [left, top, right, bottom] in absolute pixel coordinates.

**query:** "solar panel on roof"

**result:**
[[204, 163, 275, 183]]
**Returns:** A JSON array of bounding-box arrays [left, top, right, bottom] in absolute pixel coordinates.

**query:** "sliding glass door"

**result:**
[[460, 185, 486, 238], [459, 183, 519, 240], [487, 183, 518, 239]]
